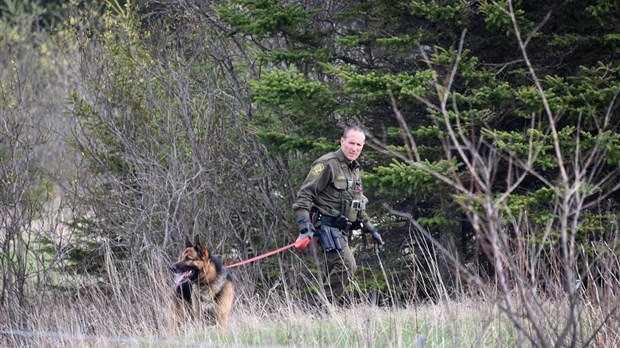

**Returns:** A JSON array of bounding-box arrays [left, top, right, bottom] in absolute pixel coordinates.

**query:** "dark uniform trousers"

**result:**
[[321, 232, 357, 305]]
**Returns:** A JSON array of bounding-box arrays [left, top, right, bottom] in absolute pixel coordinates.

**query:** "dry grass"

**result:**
[[1, 295, 505, 347], [3, 255, 617, 348]]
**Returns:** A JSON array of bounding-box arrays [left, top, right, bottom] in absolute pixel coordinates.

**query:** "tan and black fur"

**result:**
[[171, 235, 234, 328]]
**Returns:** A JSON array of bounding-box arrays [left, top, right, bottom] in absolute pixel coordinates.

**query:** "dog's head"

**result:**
[[171, 235, 211, 286]]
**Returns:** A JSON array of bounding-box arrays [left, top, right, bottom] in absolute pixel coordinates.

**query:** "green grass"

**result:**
[[195, 301, 518, 347]]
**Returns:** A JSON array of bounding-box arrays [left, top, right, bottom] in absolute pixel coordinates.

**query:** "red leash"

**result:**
[[224, 237, 310, 269]]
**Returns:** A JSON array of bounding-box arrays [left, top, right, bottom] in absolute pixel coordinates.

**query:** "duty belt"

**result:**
[[319, 214, 350, 231], [320, 214, 338, 226]]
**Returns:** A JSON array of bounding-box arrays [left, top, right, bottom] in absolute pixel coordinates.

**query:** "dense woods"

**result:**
[[1, 0, 619, 346]]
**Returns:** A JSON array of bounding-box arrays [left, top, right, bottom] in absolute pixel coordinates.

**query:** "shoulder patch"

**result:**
[[311, 163, 325, 176]]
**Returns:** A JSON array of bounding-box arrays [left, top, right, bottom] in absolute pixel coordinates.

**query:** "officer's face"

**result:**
[[340, 129, 365, 162]]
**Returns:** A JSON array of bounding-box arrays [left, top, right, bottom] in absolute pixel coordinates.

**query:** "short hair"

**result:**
[[342, 125, 365, 139]]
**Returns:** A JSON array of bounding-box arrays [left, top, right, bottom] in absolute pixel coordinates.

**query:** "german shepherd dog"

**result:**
[[171, 235, 234, 328]]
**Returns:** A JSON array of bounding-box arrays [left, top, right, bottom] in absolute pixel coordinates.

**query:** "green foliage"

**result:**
[[364, 159, 457, 198], [484, 126, 620, 171], [0, 0, 46, 42], [479, 0, 534, 37], [7, 0, 616, 316], [505, 188, 557, 224], [256, 130, 334, 155], [262, 48, 332, 64], [62, 0, 184, 270], [224, 0, 620, 296], [417, 213, 458, 229], [337, 68, 434, 104], [374, 32, 427, 49], [0, 1, 71, 309], [215, 0, 313, 40], [567, 63, 620, 117], [584, 0, 620, 26], [249, 68, 338, 138], [2, 1, 620, 345], [250, 69, 335, 115], [405, 1, 466, 24]]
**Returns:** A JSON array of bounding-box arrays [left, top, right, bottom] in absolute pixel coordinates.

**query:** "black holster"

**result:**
[[318, 224, 342, 252]]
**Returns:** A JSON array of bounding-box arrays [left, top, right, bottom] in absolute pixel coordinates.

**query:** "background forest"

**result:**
[[1, 0, 619, 346]]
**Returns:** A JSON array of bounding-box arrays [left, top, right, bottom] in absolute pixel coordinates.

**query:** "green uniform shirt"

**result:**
[[293, 148, 373, 231]]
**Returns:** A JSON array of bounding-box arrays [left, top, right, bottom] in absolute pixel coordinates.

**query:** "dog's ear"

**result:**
[[184, 235, 193, 248], [194, 234, 208, 257]]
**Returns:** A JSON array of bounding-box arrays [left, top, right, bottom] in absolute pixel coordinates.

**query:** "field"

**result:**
[[2, 257, 618, 348]]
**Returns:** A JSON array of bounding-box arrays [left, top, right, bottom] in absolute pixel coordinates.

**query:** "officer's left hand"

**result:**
[[366, 227, 385, 246]]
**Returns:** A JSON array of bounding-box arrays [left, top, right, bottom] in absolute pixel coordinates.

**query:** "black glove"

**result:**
[[350, 220, 363, 231], [297, 215, 315, 239], [366, 227, 384, 246], [332, 215, 350, 230]]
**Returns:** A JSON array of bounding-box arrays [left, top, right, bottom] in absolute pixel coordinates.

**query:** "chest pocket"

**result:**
[[324, 162, 349, 199], [324, 177, 347, 200], [333, 178, 348, 190]]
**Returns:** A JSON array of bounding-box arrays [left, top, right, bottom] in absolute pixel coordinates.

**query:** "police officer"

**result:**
[[293, 125, 384, 306]]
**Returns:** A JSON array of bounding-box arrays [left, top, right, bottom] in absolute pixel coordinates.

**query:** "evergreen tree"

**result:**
[[215, 0, 620, 307]]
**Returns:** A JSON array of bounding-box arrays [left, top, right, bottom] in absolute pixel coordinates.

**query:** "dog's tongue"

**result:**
[[174, 270, 193, 285]]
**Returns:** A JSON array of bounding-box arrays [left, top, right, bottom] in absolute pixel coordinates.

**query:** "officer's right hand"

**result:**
[[295, 216, 314, 250]]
